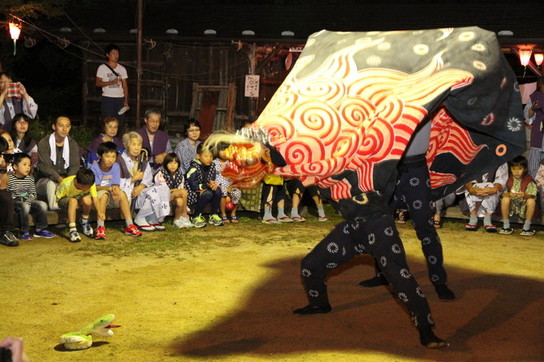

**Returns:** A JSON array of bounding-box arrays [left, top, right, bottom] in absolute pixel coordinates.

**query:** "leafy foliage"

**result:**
[[0, 0, 67, 19]]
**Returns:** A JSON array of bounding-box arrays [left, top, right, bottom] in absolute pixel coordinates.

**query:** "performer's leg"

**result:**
[[361, 214, 448, 348], [295, 212, 447, 347], [394, 164, 455, 300], [358, 259, 388, 287], [294, 221, 359, 314]]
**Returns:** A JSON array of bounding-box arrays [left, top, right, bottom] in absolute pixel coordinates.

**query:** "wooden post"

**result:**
[[226, 83, 237, 131], [136, 0, 143, 128], [81, 51, 88, 126]]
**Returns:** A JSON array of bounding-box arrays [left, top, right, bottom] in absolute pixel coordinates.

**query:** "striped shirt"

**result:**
[[7, 173, 37, 202]]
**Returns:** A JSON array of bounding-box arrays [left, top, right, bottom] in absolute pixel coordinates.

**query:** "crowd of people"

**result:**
[[0, 105, 330, 246], [1, 43, 542, 248]]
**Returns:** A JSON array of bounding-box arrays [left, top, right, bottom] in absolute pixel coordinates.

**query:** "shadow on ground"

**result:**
[[170, 255, 544, 360]]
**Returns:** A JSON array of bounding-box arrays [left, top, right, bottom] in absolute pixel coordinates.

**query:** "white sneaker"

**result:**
[[181, 217, 194, 228], [173, 219, 185, 229], [69, 230, 82, 243], [173, 217, 194, 229], [80, 222, 93, 237]]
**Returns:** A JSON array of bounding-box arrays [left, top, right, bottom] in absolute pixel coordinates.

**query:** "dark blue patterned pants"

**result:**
[[393, 156, 448, 286], [300, 213, 434, 330]]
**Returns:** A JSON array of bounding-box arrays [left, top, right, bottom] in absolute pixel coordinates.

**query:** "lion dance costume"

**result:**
[[205, 27, 525, 348]]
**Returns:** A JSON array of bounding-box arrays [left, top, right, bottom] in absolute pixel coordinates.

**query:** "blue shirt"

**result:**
[[91, 162, 121, 187]]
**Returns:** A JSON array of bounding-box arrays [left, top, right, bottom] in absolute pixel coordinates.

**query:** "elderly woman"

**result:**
[[117, 131, 170, 232]]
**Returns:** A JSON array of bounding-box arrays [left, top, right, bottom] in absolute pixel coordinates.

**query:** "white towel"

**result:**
[[48, 133, 70, 169]]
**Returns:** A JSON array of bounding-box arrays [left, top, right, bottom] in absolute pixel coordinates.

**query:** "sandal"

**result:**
[[230, 215, 239, 224], [221, 216, 230, 224]]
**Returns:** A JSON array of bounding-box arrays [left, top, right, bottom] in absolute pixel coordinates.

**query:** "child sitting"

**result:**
[[154, 153, 193, 228], [90, 141, 141, 239], [499, 156, 538, 236], [287, 179, 328, 222], [186, 144, 223, 228], [212, 143, 242, 223], [261, 174, 292, 224], [463, 163, 508, 232], [7, 153, 55, 240], [55, 168, 104, 242]]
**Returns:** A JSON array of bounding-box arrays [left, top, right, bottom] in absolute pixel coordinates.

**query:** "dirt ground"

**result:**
[[1, 213, 543, 362]]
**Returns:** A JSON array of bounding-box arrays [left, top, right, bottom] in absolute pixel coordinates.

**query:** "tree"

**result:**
[[0, 0, 67, 19]]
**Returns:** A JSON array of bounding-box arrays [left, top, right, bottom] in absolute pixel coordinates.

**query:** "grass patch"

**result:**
[[65, 205, 343, 258]]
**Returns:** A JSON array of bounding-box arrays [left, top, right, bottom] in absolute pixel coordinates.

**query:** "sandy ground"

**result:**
[[1, 217, 543, 362]]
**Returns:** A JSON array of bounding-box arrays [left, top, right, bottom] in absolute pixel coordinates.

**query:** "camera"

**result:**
[[0, 153, 15, 163], [7, 82, 21, 98]]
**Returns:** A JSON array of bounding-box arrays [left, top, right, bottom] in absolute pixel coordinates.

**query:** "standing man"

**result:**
[[0, 72, 38, 130], [137, 108, 172, 173], [96, 44, 129, 131]]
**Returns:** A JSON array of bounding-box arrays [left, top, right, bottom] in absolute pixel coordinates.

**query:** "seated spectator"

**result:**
[[154, 153, 193, 228], [463, 163, 508, 232], [213, 142, 242, 224], [90, 141, 141, 239], [9, 113, 38, 165], [175, 119, 201, 175], [7, 153, 55, 240], [432, 192, 457, 228], [0, 130, 16, 172], [36, 116, 81, 211], [186, 144, 223, 228], [261, 173, 292, 224], [0, 137, 19, 246], [499, 156, 538, 236], [287, 179, 328, 222], [55, 168, 103, 242], [86, 116, 124, 166], [535, 159, 544, 212], [0, 130, 15, 153], [137, 108, 171, 173], [117, 131, 170, 231], [0, 71, 38, 131]]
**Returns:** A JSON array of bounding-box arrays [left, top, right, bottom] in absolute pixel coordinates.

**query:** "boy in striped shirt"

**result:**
[[7, 153, 55, 240]]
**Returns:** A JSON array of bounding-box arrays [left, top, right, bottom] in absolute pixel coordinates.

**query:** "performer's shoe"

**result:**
[[358, 275, 388, 287], [419, 328, 449, 349], [434, 284, 456, 301], [293, 304, 331, 315]]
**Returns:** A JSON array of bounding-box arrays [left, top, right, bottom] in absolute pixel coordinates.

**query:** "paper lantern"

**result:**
[[9, 22, 21, 55], [534, 53, 543, 66], [518, 48, 532, 66]]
